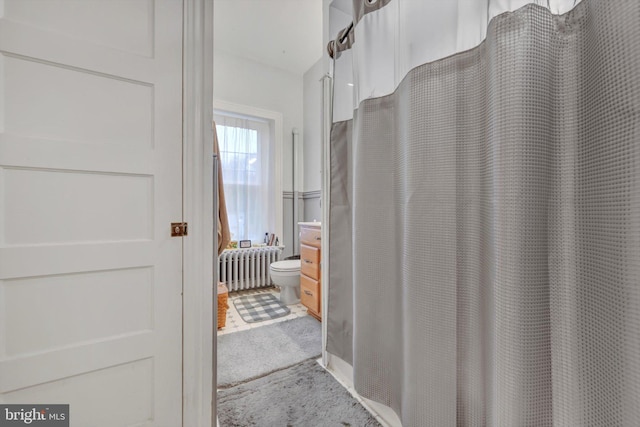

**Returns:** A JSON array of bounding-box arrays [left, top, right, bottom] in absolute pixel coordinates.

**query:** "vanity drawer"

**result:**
[[300, 226, 321, 248], [300, 275, 320, 315], [300, 244, 320, 280]]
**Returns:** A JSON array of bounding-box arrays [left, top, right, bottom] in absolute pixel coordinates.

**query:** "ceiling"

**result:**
[[214, 0, 324, 75]]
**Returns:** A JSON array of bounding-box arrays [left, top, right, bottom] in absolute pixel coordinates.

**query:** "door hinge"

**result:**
[[171, 222, 188, 237]]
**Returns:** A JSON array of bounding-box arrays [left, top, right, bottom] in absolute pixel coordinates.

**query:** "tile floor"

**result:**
[[217, 286, 308, 336]]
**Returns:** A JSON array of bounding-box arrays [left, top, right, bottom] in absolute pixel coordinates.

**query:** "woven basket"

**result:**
[[217, 283, 229, 329]]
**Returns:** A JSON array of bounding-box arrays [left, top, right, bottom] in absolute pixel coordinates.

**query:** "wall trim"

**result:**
[[302, 190, 321, 200], [284, 190, 321, 200], [182, 0, 214, 425]]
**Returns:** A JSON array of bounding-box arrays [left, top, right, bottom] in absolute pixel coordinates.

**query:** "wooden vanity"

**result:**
[[299, 222, 321, 321]]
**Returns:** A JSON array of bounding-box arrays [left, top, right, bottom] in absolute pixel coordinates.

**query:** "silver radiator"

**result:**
[[218, 247, 283, 292]]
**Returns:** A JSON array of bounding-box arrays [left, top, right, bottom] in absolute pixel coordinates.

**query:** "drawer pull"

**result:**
[[304, 290, 313, 296], [315, 236, 321, 241], [303, 259, 313, 264]]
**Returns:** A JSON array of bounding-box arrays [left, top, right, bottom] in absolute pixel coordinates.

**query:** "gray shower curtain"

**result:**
[[327, 1, 640, 425]]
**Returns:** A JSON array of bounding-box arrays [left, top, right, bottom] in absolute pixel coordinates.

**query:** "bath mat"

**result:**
[[232, 293, 290, 323], [217, 316, 321, 388], [218, 359, 381, 427]]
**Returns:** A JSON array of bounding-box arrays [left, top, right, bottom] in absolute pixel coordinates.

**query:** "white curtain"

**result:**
[[214, 113, 275, 243], [350, 0, 583, 106], [327, 0, 640, 425]]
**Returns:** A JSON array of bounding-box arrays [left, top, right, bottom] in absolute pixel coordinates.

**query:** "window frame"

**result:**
[[213, 100, 283, 246]]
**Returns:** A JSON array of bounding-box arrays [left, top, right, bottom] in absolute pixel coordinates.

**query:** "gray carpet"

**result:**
[[217, 316, 322, 388], [218, 359, 381, 427]]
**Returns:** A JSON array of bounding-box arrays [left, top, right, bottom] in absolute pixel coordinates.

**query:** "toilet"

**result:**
[[269, 260, 301, 305]]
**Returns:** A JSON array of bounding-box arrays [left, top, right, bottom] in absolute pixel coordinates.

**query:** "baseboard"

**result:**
[[321, 355, 403, 427]]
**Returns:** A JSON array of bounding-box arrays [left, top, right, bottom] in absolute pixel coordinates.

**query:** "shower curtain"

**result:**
[[326, 0, 640, 425]]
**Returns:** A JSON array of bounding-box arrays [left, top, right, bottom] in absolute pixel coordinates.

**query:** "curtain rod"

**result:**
[[340, 22, 354, 44], [328, 21, 354, 59]]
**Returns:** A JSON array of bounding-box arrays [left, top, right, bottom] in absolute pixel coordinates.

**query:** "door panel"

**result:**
[[4, 55, 153, 146], [0, 1, 183, 425], [4, 359, 154, 427], [3, 268, 153, 356], [4, 169, 153, 245], [3, 0, 154, 57]]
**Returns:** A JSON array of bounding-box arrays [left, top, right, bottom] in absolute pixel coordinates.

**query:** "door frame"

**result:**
[[182, 0, 215, 425]]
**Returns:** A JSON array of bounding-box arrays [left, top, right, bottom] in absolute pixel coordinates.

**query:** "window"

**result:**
[[215, 112, 276, 243]]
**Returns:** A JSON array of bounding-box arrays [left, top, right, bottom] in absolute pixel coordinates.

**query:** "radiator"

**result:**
[[218, 247, 283, 292]]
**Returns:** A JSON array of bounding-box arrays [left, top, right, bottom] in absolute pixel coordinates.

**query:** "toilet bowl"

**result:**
[[270, 260, 301, 305]]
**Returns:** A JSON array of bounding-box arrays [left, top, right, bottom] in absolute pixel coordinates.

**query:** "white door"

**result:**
[[0, 1, 184, 426]]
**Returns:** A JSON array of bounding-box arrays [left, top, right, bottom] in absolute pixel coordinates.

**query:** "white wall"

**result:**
[[303, 58, 324, 193], [213, 50, 303, 192]]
